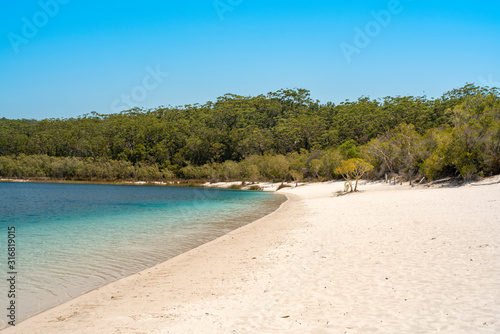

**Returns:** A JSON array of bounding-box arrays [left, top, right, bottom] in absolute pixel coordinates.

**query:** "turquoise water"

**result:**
[[0, 182, 285, 328]]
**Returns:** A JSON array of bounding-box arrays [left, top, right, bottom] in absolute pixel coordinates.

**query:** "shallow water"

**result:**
[[0, 182, 285, 328]]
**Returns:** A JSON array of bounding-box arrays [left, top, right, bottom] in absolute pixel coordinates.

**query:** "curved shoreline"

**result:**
[[3, 180, 500, 333], [1, 188, 293, 333]]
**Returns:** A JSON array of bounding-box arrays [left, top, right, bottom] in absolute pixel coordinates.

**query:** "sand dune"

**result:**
[[3, 180, 500, 333]]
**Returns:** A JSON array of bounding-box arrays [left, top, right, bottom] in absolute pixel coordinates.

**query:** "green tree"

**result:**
[[448, 93, 500, 181]]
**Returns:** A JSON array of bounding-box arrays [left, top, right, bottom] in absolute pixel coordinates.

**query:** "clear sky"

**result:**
[[1, 0, 499, 119]]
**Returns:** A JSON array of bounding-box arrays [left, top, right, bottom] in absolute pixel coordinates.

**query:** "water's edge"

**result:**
[[0, 189, 288, 330]]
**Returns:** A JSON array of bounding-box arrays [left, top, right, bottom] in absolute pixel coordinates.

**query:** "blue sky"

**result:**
[[1, 0, 499, 119]]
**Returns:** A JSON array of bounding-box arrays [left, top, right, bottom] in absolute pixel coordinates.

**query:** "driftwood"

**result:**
[[414, 176, 426, 186]]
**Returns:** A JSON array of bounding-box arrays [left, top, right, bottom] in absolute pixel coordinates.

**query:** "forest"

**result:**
[[0, 84, 499, 184]]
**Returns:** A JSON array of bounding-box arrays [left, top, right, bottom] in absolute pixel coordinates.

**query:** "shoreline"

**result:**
[[3, 174, 500, 190], [0, 178, 298, 192], [3, 179, 500, 333], [0, 183, 287, 330], [1, 185, 296, 332]]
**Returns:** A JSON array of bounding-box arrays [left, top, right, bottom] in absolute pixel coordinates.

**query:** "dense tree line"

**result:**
[[1, 84, 498, 183]]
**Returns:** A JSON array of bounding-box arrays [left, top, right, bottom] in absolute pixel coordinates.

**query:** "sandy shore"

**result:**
[[3, 180, 500, 333]]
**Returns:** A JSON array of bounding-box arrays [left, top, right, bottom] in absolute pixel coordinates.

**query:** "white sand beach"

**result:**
[[3, 180, 500, 333]]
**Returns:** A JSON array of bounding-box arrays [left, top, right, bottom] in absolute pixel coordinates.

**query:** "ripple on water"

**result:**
[[0, 182, 285, 328]]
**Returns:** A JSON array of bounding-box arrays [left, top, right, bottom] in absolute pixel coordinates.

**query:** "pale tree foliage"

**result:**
[[288, 169, 303, 186], [239, 161, 260, 183], [335, 158, 374, 192], [364, 123, 423, 184], [246, 154, 290, 183], [391, 123, 423, 184], [364, 137, 399, 180], [220, 160, 242, 181], [310, 158, 322, 179]]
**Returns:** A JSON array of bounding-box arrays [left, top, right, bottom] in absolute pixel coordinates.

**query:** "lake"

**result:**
[[0, 182, 285, 328]]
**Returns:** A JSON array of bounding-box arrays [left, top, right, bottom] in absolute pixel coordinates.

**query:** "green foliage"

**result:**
[[448, 94, 500, 180], [1, 84, 499, 183], [0, 155, 172, 181], [421, 128, 454, 180], [318, 149, 343, 179], [253, 154, 290, 182], [338, 140, 359, 159], [364, 123, 424, 182], [420, 92, 500, 181], [239, 160, 260, 183]]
